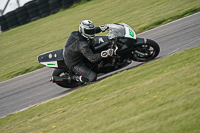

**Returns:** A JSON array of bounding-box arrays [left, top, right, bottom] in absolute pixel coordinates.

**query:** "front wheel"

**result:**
[[52, 68, 81, 88], [130, 39, 160, 62]]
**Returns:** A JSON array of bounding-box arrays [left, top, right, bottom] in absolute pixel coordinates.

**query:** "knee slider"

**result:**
[[88, 72, 97, 82]]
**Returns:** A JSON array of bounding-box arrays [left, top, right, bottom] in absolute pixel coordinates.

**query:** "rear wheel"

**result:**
[[130, 39, 160, 62], [52, 68, 81, 88]]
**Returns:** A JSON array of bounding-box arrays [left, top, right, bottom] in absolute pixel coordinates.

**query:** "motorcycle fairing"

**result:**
[[92, 36, 110, 51], [123, 25, 136, 39], [135, 37, 147, 46]]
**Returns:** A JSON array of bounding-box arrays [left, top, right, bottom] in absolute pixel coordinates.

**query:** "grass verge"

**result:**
[[0, 45, 199, 133], [139, 7, 200, 31], [0, 0, 200, 82]]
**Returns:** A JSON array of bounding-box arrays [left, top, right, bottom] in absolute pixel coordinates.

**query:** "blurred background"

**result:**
[[0, 0, 31, 15], [0, 0, 85, 32]]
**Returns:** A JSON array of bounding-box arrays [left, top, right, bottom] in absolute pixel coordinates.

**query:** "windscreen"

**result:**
[[107, 23, 125, 39]]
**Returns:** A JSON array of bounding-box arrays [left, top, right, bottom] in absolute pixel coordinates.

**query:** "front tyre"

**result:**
[[52, 68, 81, 88], [130, 39, 160, 62]]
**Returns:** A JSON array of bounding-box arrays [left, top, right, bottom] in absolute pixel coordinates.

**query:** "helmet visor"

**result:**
[[84, 28, 95, 35]]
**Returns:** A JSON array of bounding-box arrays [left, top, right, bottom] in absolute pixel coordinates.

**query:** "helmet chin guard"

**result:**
[[79, 20, 95, 39]]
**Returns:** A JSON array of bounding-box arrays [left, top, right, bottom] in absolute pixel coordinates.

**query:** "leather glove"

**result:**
[[101, 49, 114, 58], [99, 24, 109, 32]]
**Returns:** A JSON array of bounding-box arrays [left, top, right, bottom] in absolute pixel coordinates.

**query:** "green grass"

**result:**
[[0, 45, 199, 133], [1, 1, 200, 132], [0, 0, 200, 82]]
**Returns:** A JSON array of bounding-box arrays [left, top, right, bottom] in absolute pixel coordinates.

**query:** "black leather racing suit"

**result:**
[[63, 29, 103, 82]]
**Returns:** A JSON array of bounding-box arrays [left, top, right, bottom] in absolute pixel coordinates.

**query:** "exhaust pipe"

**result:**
[[50, 76, 71, 83]]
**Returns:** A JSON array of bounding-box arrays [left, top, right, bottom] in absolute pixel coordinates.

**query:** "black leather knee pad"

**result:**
[[72, 63, 97, 82]]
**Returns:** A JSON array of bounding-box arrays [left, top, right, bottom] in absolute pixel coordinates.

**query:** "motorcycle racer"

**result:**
[[63, 20, 112, 83]]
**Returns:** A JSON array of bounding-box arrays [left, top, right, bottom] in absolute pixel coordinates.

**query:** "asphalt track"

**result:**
[[0, 12, 200, 118]]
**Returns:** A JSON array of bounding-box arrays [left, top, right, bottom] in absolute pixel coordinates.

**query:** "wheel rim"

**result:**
[[131, 45, 156, 61]]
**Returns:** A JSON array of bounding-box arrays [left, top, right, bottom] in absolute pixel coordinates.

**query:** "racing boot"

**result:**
[[72, 75, 89, 83]]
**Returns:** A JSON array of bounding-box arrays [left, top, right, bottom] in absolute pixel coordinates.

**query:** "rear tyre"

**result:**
[[130, 39, 160, 62], [52, 68, 81, 88]]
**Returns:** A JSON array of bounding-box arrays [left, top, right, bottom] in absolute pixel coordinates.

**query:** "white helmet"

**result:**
[[79, 20, 95, 39]]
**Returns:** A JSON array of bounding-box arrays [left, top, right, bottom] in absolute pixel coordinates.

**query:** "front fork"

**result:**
[[110, 39, 119, 56]]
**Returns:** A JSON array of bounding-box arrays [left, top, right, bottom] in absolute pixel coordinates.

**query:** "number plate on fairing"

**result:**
[[124, 26, 136, 39]]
